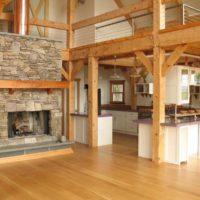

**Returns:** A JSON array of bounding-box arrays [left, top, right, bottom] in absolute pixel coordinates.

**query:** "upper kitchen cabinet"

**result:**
[[166, 66, 190, 105]]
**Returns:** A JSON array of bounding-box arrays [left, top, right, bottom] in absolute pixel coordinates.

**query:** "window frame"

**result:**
[[110, 80, 125, 104]]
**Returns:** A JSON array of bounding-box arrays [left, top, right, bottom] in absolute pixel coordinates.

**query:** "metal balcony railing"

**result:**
[[75, 4, 200, 47], [182, 4, 200, 25]]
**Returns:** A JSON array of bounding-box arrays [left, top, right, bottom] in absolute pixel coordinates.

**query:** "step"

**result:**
[[0, 141, 74, 158]]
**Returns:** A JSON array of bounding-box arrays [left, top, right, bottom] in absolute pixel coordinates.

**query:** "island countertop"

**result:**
[[71, 112, 112, 118]]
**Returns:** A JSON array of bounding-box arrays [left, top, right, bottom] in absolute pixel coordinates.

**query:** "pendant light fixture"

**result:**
[[110, 55, 120, 80]]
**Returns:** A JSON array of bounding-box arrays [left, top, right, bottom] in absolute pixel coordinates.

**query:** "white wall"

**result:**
[[74, 66, 132, 112], [48, 0, 67, 46], [95, 0, 133, 42], [74, 65, 88, 113], [75, 0, 95, 47], [98, 67, 131, 105], [48, 0, 95, 47]]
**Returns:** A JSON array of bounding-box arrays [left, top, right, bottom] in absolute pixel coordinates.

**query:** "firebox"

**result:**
[[8, 111, 50, 138]]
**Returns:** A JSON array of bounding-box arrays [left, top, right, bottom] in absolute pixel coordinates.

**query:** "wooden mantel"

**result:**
[[0, 80, 69, 89]]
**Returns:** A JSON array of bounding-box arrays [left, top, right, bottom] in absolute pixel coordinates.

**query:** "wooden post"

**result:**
[[88, 56, 98, 147], [130, 77, 138, 110], [66, 0, 76, 140], [152, 0, 166, 163]]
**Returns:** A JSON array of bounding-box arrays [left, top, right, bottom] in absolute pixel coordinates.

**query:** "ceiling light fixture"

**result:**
[[110, 55, 121, 80]]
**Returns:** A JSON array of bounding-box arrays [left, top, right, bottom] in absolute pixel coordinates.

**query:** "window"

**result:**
[[74, 79, 80, 112], [181, 69, 189, 101], [110, 80, 125, 104]]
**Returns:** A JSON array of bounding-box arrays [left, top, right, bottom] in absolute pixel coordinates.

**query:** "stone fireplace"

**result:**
[[8, 111, 50, 138], [0, 32, 63, 146]]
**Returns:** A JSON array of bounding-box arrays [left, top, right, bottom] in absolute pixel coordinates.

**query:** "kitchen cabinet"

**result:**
[[102, 110, 138, 135], [166, 65, 190, 105], [138, 123, 152, 159], [190, 67, 197, 85], [138, 121, 200, 165], [135, 83, 153, 94], [74, 114, 113, 146], [74, 116, 88, 144]]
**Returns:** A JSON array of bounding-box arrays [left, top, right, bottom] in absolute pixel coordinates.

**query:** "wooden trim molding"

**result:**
[[0, 80, 69, 89]]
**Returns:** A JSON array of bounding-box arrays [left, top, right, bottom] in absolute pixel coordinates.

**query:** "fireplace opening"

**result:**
[[8, 111, 50, 138]]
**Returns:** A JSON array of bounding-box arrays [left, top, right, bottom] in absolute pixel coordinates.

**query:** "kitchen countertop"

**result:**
[[136, 118, 200, 127], [102, 109, 138, 112], [71, 113, 112, 118]]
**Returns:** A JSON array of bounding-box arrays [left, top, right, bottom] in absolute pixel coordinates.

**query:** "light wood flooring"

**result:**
[[0, 133, 200, 200]]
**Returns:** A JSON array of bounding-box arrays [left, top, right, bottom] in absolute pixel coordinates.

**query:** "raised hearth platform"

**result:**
[[0, 140, 74, 158]]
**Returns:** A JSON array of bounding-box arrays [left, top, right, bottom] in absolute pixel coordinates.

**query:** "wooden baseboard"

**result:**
[[0, 148, 74, 165]]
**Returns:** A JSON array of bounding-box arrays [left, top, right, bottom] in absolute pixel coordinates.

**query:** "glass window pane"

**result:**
[[74, 81, 78, 112], [181, 69, 189, 86], [181, 86, 189, 100], [181, 69, 189, 101], [113, 93, 123, 102], [112, 84, 123, 92], [191, 70, 196, 84]]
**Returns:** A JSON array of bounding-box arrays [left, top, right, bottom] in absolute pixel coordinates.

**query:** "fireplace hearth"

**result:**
[[8, 111, 50, 138]]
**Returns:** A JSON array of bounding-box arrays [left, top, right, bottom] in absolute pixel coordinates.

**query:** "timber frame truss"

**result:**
[[1, 0, 199, 162]]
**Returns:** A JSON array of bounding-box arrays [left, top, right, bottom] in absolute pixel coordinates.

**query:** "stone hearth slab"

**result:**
[[0, 140, 74, 158]]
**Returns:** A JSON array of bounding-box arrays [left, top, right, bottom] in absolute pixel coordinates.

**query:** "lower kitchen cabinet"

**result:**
[[74, 114, 113, 146], [138, 122, 200, 165], [102, 110, 138, 135]]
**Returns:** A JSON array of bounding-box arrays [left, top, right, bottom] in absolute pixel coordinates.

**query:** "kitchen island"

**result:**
[[102, 109, 138, 135], [71, 113, 113, 146], [138, 119, 200, 165]]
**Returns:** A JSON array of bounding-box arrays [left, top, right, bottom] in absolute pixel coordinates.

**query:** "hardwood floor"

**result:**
[[0, 133, 200, 200]]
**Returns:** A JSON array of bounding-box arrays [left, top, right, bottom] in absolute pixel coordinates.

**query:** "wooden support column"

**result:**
[[152, 0, 166, 163], [88, 56, 98, 148], [130, 76, 138, 110], [66, 0, 76, 141], [67, 63, 75, 140]]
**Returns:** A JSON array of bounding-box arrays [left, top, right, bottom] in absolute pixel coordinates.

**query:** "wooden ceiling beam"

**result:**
[[72, 0, 152, 30], [29, 18, 69, 30], [69, 34, 153, 60], [61, 68, 69, 81], [135, 51, 153, 74], [99, 58, 135, 67], [71, 60, 84, 80], [162, 0, 182, 4], [159, 23, 200, 47], [162, 44, 188, 76], [61, 49, 70, 61], [0, 12, 13, 21]]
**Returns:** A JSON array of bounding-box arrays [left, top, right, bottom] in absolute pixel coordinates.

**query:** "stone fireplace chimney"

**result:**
[[14, 0, 29, 35]]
